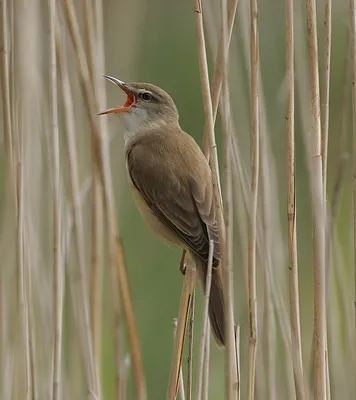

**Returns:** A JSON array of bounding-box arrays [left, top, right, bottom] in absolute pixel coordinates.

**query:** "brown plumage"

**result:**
[[100, 76, 226, 346]]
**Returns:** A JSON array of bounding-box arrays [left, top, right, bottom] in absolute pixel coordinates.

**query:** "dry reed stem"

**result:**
[[321, 0, 332, 193], [193, 0, 225, 214], [17, 142, 32, 399], [248, 0, 259, 398], [61, 1, 147, 397], [305, 0, 328, 398], [196, 240, 214, 400], [202, 0, 239, 158], [202, 326, 210, 400], [321, 5, 332, 388], [235, 326, 240, 400], [166, 263, 196, 400], [285, 0, 304, 398], [186, 291, 195, 400], [48, 0, 63, 398], [90, 0, 108, 386], [0, 0, 14, 184], [173, 319, 186, 400], [350, 0, 356, 351], [261, 234, 275, 399], [82, 0, 95, 81], [81, 1, 105, 389], [220, 1, 238, 397], [24, 231, 37, 400], [0, 2, 15, 392]]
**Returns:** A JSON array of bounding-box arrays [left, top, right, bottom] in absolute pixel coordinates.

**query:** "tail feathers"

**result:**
[[194, 256, 226, 347], [208, 272, 226, 346]]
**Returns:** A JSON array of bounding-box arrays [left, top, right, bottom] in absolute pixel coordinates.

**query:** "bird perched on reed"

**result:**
[[99, 75, 226, 346]]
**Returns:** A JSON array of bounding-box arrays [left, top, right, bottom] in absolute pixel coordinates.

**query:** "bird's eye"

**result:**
[[141, 92, 153, 101]]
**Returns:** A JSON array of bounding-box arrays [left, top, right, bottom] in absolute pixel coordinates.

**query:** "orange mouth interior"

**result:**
[[98, 92, 135, 115]]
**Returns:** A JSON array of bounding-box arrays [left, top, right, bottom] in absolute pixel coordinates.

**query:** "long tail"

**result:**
[[194, 256, 226, 347]]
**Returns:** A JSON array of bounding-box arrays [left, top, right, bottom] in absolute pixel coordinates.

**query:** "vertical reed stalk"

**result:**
[[235, 325, 241, 400], [248, 0, 259, 398], [220, 1, 238, 398], [196, 241, 214, 400], [17, 137, 31, 399], [350, 0, 356, 358], [173, 319, 186, 400], [285, 0, 304, 398], [305, 0, 328, 397], [48, 0, 63, 398], [202, 327, 210, 400], [0, 0, 14, 184], [202, 0, 239, 158], [321, 0, 332, 193], [166, 263, 196, 400], [186, 292, 195, 400], [82, 1, 105, 393]]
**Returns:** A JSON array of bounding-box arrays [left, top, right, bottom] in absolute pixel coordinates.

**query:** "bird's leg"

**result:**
[[179, 250, 187, 275]]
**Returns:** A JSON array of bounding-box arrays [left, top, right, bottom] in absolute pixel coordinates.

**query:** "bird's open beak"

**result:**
[[98, 75, 136, 115]]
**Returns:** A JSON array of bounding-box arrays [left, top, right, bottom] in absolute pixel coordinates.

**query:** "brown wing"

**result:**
[[126, 129, 220, 264]]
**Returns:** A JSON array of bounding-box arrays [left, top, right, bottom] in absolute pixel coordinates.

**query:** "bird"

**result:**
[[99, 75, 226, 346]]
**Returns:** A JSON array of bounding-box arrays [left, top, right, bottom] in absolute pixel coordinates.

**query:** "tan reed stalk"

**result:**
[[248, 0, 259, 398], [202, 325, 210, 400], [186, 291, 195, 400], [305, 0, 328, 397], [192, 0, 225, 212], [0, 23, 17, 385], [17, 137, 32, 399], [0, 0, 14, 185], [235, 325, 240, 400], [196, 241, 214, 400], [61, 1, 147, 398], [24, 228, 38, 400], [350, 0, 356, 352], [285, 0, 304, 398], [321, 0, 332, 193], [48, 1, 64, 398], [90, 0, 108, 386], [260, 200, 276, 400], [321, 4, 332, 389], [82, 0, 95, 81], [220, 1, 238, 397], [0, 7, 16, 396], [202, 0, 239, 158], [166, 263, 196, 400], [173, 319, 186, 400], [82, 0, 105, 392]]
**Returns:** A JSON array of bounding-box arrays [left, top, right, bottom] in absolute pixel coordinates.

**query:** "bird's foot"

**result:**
[[179, 250, 187, 275]]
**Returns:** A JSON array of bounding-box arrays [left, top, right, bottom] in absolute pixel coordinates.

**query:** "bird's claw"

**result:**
[[179, 250, 187, 275]]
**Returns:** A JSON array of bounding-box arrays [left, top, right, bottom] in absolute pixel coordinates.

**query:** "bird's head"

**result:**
[[99, 75, 179, 132]]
